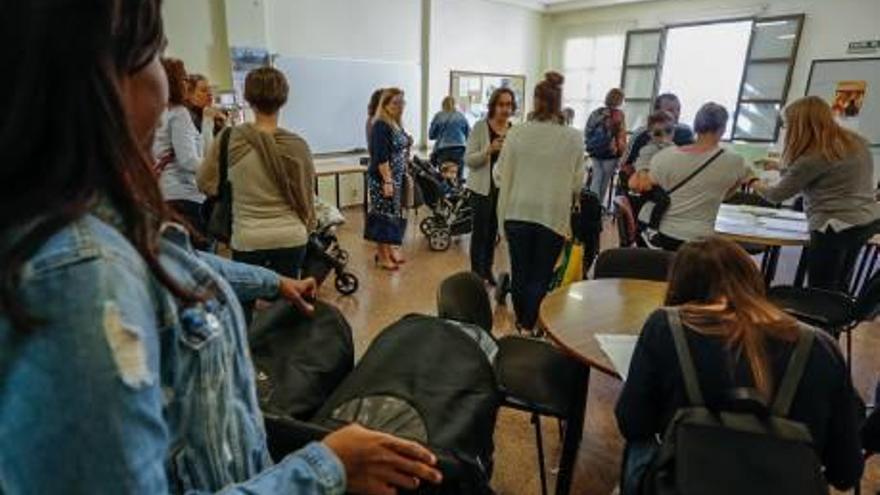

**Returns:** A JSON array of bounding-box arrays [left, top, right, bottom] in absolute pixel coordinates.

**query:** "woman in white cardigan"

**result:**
[[494, 72, 585, 333], [465, 88, 517, 285]]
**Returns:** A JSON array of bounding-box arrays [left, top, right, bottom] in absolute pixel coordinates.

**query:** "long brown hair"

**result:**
[[665, 237, 800, 398], [782, 96, 862, 165], [488, 87, 518, 119], [1, 0, 194, 331], [161, 57, 188, 106], [530, 71, 565, 123]]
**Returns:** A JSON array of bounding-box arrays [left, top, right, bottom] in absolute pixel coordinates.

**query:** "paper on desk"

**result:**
[[757, 217, 808, 232], [595, 334, 639, 381]]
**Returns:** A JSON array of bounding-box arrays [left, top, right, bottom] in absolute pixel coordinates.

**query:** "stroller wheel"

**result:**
[[419, 217, 436, 236], [428, 228, 451, 251], [494, 272, 511, 305], [334, 272, 359, 295]]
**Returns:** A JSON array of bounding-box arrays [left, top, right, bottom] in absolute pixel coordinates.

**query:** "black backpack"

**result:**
[[646, 309, 828, 495], [312, 314, 500, 494]]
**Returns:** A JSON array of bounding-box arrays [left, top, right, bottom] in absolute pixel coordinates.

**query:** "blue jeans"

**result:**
[[504, 220, 565, 330], [589, 157, 618, 205]]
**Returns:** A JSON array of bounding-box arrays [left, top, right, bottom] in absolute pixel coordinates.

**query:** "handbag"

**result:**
[[638, 149, 725, 230], [206, 127, 233, 243]]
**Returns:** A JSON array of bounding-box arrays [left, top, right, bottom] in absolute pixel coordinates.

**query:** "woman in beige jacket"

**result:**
[[465, 88, 517, 286]]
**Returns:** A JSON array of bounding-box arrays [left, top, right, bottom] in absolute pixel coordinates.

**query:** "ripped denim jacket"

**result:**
[[0, 214, 345, 494]]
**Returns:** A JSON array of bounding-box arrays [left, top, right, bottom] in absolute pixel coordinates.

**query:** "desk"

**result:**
[[714, 204, 809, 285], [540, 278, 668, 377], [313, 157, 369, 211]]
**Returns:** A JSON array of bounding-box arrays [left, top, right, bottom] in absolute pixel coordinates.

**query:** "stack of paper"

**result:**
[[595, 334, 639, 381]]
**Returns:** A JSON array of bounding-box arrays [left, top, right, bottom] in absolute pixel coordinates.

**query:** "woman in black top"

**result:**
[[616, 237, 862, 492]]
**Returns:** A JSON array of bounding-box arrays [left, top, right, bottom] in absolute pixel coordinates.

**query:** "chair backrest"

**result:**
[[594, 247, 673, 282], [724, 191, 778, 208], [494, 336, 589, 418], [613, 195, 636, 247], [437, 271, 493, 333]]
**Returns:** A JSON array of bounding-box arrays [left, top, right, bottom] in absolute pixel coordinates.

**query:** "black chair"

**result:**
[[769, 269, 880, 369], [494, 336, 590, 495], [593, 247, 673, 282], [437, 271, 493, 333]]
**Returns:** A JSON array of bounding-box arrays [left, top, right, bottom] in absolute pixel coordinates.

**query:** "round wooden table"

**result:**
[[539, 278, 668, 378]]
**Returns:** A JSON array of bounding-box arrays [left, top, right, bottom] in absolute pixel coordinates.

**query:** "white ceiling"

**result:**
[[493, 0, 664, 13]]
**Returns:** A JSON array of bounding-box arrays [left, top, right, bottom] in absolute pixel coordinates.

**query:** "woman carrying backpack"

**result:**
[[616, 237, 862, 494], [585, 88, 627, 205]]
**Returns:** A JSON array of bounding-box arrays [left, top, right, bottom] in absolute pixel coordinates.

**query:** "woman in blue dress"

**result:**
[[366, 88, 410, 270]]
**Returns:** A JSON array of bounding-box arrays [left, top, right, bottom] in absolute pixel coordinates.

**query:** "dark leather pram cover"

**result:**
[[313, 314, 500, 494], [249, 301, 354, 421]]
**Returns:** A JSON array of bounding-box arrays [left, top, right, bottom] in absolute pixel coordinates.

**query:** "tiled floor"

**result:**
[[315, 206, 880, 494]]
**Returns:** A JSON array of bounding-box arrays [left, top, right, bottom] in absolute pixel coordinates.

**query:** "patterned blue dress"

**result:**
[[365, 120, 409, 245]]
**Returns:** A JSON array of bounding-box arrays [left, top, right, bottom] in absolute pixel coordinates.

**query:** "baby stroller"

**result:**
[[412, 156, 473, 251], [301, 198, 359, 295]]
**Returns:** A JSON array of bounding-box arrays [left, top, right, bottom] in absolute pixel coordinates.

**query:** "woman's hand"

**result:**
[[756, 158, 780, 171], [382, 181, 394, 198], [324, 424, 443, 495], [487, 137, 504, 156], [278, 277, 317, 316]]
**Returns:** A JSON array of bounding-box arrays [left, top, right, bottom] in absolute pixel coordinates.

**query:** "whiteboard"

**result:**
[[274, 56, 421, 154], [805, 58, 880, 146]]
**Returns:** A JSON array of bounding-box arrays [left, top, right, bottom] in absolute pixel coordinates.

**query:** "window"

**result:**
[[620, 15, 804, 141], [562, 34, 625, 127]]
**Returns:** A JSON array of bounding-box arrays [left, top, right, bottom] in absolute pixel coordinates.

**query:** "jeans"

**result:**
[[505, 220, 565, 330], [233, 245, 307, 323], [470, 187, 499, 280], [589, 157, 618, 206], [809, 220, 880, 291]]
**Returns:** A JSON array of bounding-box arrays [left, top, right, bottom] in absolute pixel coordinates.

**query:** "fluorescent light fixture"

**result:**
[[777, 34, 796, 40], [756, 20, 791, 27]]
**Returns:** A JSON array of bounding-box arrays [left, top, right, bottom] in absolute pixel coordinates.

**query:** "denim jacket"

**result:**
[[0, 212, 345, 494], [429, 111, 470, 150]]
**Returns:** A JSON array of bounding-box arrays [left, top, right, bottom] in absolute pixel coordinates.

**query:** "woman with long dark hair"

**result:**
[[0, 1, 440, 493], [494, 72, 585, 333], [616, 237, 862, 493]]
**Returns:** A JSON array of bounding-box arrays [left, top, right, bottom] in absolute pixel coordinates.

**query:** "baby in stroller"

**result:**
[[301, 197, 359, 295], [411, 156, 473, 251]]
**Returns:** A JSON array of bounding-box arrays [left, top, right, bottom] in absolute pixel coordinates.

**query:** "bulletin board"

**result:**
[[449, 71, 526, 126], [805, 57, 880, 146]]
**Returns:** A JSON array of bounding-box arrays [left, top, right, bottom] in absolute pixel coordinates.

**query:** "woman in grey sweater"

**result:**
[[464, 88, 517, 285], [754, 96, 880, 291]]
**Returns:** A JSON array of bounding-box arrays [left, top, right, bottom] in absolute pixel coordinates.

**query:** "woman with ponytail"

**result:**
[[616, 237, 862, 492], [493, 71, 585, 333]]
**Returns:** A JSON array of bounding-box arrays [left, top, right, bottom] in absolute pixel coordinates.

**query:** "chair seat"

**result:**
[[768, 286, 856, 330]]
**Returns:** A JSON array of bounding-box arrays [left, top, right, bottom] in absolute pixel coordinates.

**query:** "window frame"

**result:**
[[619, 14, 804, 142]]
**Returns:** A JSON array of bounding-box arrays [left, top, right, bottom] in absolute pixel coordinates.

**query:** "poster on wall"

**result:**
[[806, 58, 880, 146], [449, 71, 526, 126]]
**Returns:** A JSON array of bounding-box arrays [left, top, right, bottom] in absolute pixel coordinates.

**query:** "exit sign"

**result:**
[[848, 40, 880, 54]]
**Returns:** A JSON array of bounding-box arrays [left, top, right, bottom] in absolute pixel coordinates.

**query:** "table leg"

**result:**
[[794, 246, 809, 288], [313, 177, 319, 196], [555, 367, 589, 495], [763, 246, 781, 286], [334, 174, 341, 209]]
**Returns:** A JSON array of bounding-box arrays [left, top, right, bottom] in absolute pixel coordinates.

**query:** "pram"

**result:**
[[301, 198, 359, 295], [412, 156, 473, 251]]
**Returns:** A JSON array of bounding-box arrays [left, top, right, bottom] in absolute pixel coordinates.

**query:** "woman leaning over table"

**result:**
[[465, 87, 517, 286], [753, 96, 880, 292], [494, 72, 585, 334], [366, 87, 411, 270]]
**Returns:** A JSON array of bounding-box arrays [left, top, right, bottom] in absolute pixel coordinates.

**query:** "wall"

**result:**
[[162, 0, 232, 88], [428, 0, 546, 119]]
